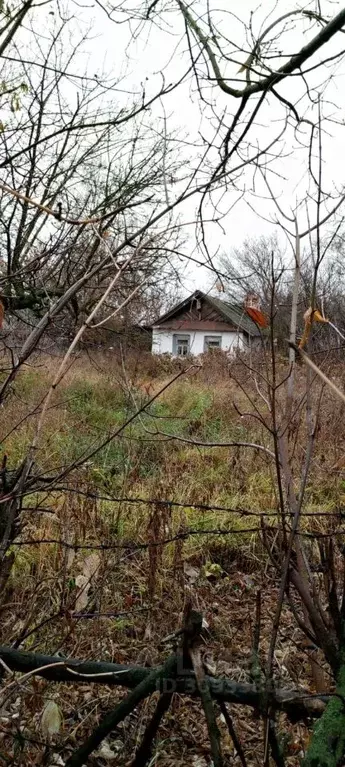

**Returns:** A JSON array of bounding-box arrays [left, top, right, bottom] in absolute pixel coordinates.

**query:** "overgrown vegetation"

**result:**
[[2, 0, 345, 764], [0, 349, 344, 763]]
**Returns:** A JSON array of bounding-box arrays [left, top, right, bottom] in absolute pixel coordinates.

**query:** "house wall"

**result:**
[[152, 327, 248, 355]]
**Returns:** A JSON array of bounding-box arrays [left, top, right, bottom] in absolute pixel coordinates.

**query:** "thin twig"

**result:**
[[218, 701, 248, 767], [130, 692, 174, 767], [189, 646, 223, 767], [65, 654, 177, 767]]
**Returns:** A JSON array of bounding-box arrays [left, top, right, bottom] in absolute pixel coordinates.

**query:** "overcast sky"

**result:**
[[16, 0, 345, 293]]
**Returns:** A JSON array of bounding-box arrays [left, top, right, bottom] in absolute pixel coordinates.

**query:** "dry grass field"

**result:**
[[1, 348, 345, 765]]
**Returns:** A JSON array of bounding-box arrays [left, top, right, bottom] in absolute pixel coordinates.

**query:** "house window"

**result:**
[[204, 335, 222, 351], [173, 334, 190, 356]]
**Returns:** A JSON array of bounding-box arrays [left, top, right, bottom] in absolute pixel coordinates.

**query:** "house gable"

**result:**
[[153, 291, 237, 332], [152, 290, 260, 337]]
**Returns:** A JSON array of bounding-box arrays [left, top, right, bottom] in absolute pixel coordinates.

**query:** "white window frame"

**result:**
[[173, 334, 190, 356], [204, 335, 222, 351]]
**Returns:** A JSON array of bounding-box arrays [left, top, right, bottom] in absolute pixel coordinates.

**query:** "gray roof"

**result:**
[[152, 290, 262, 337], [206, 295, 261, 336]]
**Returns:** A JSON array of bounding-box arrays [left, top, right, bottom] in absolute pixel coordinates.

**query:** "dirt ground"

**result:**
[[0, 542, 319, 766]]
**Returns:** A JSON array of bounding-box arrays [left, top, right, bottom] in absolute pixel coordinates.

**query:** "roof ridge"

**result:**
[[152, 290, 261, 336]]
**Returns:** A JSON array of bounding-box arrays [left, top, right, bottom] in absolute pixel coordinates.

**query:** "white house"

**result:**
[[151, 290, 262, 357]]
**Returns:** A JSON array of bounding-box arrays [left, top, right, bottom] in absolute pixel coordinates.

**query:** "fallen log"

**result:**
[[0, 644, 327, 721]]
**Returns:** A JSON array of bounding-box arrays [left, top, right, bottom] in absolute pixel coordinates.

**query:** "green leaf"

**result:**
[[203, 562, 223, 579]]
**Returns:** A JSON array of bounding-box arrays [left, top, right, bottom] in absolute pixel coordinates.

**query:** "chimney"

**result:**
[[244, 292, 261, 311]]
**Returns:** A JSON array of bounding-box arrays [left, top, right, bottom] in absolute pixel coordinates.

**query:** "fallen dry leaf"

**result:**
[[41, 700, 62, 739]]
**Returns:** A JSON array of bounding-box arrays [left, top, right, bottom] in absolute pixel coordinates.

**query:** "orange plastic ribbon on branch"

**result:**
[[244, 293, 268, 328], [298, 307, 328, 350], [245, 306, 269, 328]]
